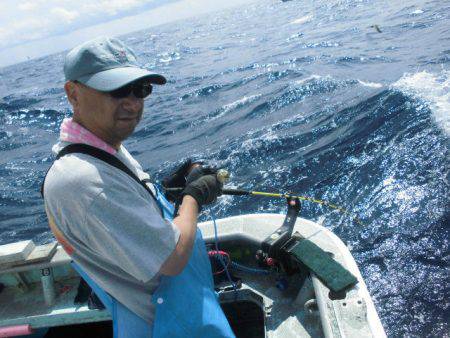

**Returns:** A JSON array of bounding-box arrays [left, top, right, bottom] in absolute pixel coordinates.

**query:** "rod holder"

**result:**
[[41, 267, 56, 306]]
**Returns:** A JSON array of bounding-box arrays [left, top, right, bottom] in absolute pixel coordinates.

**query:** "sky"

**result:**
[[0, 0, 254, 68]]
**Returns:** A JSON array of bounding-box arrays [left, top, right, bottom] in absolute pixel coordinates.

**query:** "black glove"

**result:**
[[162, 159, 203, 202], [185, 166, 218, 184], [182, 167, 222, 209]]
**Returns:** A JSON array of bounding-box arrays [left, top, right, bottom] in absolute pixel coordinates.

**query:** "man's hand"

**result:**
[[162, 159, 202, 202], [182, 167, 222, 209]]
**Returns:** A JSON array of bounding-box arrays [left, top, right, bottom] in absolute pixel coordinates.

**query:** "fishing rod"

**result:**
[[164, 169, 363, 225], [221, 189, 362, 225]]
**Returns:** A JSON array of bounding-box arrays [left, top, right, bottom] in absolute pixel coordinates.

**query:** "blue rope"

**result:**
[[230, 261, 270, 275], [211, 212, 237, 296]]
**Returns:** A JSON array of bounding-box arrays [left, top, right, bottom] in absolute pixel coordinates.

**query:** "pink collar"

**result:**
[[59, 118, 117, 155]]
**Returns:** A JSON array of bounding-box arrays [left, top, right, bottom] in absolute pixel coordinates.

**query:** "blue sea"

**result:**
[[0, 0, 448, 336]]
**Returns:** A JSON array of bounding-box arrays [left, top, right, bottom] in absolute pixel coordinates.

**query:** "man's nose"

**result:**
[[122, 95, 143, 112]]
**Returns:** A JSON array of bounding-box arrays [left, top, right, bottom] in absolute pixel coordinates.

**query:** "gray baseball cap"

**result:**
[[63, 36, 166, 91]]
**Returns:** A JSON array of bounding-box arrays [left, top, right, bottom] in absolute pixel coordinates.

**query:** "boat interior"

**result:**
[[0, 199, 384, 337]]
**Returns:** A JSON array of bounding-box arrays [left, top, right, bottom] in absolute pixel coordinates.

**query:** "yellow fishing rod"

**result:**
[[220, 188, 363, 225], [166, 169, 363, 225]]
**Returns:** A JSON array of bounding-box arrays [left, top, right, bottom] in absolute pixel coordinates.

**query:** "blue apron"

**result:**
[[151, 185, 235, 338], [71, 263, 151, 337], [73, 185, 234, 338]]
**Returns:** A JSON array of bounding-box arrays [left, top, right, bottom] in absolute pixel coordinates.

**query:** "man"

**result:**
[[43, 37, 233, 337]]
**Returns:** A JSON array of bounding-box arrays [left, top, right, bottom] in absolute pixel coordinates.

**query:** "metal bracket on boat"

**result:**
[[259, 196, 301, 270]]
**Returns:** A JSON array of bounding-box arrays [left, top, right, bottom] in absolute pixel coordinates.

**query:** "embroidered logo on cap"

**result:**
[[114, 49, 128, 63]]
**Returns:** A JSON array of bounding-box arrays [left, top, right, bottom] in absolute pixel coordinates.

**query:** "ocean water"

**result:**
[[0, 0, 448, 336]]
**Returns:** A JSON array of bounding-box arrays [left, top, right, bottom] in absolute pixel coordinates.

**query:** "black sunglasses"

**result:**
[[109, 81, 153, 99]]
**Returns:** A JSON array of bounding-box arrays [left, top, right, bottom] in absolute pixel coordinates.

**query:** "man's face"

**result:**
[[69, 82, 144, 147]]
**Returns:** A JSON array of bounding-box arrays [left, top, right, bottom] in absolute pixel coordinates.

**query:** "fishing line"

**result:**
[[223, 189, 364, 225]]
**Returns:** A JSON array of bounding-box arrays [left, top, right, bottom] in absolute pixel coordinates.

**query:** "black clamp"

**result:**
[[259, 196, 301, 272]]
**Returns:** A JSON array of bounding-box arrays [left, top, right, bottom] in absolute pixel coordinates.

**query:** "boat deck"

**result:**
[[228, 268, 323, 337], [0, 214, 386, 337], [0, 246, 110, 333], [0, 276, 110, 329]]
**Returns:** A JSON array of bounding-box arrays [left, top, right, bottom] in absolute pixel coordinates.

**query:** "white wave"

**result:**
[[296, 75, 382, 89], [222, 94, 261, 113], [357, 79, 383, 88], [294, 74, 323, 85], [392, 70, 450, 135], [411, 9, 424, 15], [158, 51, 181, 63], [290, 15, 313, 25], [209, 94, 262, 121]]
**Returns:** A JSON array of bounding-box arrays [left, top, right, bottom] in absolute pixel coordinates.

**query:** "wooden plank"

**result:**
[[0, 246, 71, 275], [20, 242, 58, 265], [0, 243, 57, 271], [0, 240, 35, 265]]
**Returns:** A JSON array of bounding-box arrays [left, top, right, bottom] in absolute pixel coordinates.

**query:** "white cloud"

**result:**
[[0, 0, 159, 49], [0, 18, 51, 44], [51, 7, 79, 23], [0, 0, 255, 67], [12, 18, 48, 31], [18, 2, 38, 11], [81, 0, 146, 15]]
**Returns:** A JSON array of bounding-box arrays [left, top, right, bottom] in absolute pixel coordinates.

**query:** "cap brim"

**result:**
[[78, 66, 166, 91]]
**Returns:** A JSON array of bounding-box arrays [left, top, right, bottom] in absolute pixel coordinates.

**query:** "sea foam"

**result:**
[[392, 71, 450, 135], [290, 15, 313, 25], [357, 80, 383, 88]]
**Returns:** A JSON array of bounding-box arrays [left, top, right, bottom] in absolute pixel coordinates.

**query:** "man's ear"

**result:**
[[64, 81, 79, 109]]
